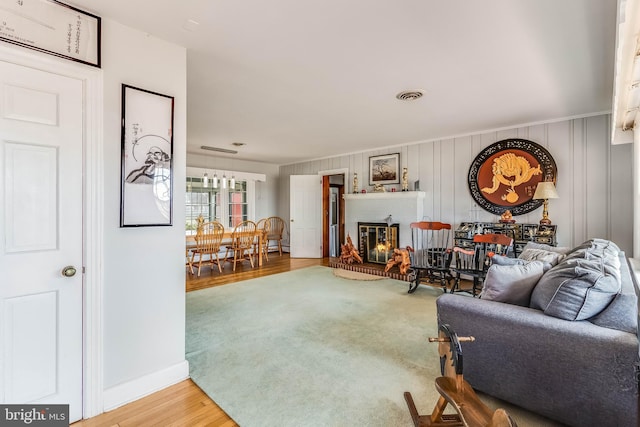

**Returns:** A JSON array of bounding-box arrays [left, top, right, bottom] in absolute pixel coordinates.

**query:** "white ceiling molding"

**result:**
[[612, 0, 640, 144]]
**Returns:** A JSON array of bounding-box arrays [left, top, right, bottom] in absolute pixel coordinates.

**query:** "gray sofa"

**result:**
[[436, 239, 639, 427]]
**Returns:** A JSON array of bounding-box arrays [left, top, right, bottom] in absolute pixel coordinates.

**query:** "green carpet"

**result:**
[[186, 266, 562, 427]]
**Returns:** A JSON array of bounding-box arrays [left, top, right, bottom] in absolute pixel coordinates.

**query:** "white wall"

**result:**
[[101, 19, 187, 398], [187, 153, 279, 220], [280, 115, 634, 254]]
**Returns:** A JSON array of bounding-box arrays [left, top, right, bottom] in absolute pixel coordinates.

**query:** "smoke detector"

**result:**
[[396, 90, 424, 101]]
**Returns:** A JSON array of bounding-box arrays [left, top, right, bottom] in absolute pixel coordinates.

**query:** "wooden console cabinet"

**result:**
[[454, 222, 557, 256]]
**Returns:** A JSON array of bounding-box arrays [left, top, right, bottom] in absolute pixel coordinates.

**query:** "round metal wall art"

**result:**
[[467, 138, 557, 216]]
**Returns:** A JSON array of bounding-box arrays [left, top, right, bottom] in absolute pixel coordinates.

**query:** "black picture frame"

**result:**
[[120, 84, 174, 227], [369, 153, 400, 185], [467, 139, 557, 216], [0, 0, 101, 67]]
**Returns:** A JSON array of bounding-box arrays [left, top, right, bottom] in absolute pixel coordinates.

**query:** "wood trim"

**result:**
[[322, 176, 330, 258]]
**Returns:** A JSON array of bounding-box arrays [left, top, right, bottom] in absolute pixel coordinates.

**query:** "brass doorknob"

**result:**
[[61, 266, 77, 277]]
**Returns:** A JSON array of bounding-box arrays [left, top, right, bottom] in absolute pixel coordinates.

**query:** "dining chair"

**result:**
[[450, 233, 514, 296], [254, 218, 269, 262], [190, 221, 225, 276], [224, 220, 258, 271], [264, 216, 286, 256]]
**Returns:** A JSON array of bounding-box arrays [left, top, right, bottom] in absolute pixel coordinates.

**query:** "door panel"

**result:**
[[4, 142, 58, 252], [290, 175, 322, 258], [4, 291, 58, 403], [3, 84, 59, 125], [0, 61, 83, 422]]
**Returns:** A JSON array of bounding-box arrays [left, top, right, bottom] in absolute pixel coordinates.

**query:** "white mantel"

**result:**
[[343, 191, 425, 248]]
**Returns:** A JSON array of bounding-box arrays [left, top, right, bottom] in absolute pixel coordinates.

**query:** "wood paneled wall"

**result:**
[[279, 114, 633, 254]]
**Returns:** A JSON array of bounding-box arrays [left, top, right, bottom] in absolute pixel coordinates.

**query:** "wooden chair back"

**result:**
[[410, 221, 453, 270], [231, 220, 257, 250], [455, 233, 513, 272], [196, 221, 225, 254], [265, 216, 285, 240], [407, 221, 454, 293], [451, 233, 513, 296], [264, 216, 286, 255]]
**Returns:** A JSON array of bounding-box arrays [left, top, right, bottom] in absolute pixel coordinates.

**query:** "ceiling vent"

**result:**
[[396, 90, 424, 101]]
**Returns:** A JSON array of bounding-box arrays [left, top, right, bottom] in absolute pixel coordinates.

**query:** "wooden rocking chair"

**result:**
[[404, 324, 518, 427]]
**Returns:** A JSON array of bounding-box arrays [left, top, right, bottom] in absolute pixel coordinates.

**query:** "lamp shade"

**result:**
[[533, 181, 559, 200]]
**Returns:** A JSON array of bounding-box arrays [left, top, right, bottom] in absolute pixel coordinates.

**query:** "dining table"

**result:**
[[186, 229, 264, 267]]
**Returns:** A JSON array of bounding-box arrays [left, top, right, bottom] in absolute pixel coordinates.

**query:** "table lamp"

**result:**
[[533, 181, 559, 225]]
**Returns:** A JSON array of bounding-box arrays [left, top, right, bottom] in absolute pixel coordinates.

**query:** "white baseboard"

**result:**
[[103, 360, 189, 412]]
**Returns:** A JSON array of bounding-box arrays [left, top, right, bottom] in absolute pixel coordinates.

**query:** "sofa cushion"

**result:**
[[589, 254, 637, 333], [491, 254, 553, 272], [568, 238, 620, 256], [480, 261, 545, 306], [523, 241, 572, 255], [519, 248, 566, 266], [530, 257, 621, 320]]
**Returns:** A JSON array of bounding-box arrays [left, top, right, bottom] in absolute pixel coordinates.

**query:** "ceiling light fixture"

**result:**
[[200, 145, 238, 154], [396, 90, 424, 101]]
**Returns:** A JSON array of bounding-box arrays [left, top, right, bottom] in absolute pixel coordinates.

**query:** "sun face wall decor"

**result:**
[[467, 139, 557, 216]]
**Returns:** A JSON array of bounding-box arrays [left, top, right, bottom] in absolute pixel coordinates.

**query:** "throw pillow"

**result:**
[[491, 255, 553, 272], [479, 261, 545, 306], [519, 248, 565, 266], [523, 242, 571, 254], [529, 258, 621, 320]]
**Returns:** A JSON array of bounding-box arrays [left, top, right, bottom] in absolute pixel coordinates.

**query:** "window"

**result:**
[[186, 177, 220, 233], [185, 167, 266, 233], [228, 181, 248, 227]]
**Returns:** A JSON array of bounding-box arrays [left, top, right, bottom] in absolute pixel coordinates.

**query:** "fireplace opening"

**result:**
[[358, 222, 399, 264]]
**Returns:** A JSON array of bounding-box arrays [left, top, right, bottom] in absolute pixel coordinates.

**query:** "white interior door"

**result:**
[[0, 61, 83, 422], [290, 175, 322, 258]]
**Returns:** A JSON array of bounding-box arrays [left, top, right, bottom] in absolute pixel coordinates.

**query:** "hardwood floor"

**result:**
[[75, 253, 326, 427], [186, 251, 328, 291]]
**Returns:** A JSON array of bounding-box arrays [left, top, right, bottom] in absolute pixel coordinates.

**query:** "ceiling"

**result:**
[[69, 0, 617, 165]]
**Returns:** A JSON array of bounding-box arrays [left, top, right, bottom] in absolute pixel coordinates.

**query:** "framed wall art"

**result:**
[[467, 138, 557, 216], [369, 153, 400, 185], [120, 84, 174, 227], [0, 0, 101, 67]]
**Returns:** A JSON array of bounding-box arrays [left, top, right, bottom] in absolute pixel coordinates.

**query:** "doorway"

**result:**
[[0, 46, 104, 420], [322, 174, 345, 258]]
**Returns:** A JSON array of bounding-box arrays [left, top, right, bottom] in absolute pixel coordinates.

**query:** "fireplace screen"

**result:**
[[358, 222, 399, 264]]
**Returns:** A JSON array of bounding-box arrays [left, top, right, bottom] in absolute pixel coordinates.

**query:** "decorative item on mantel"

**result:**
[[401, 167, 409, 191], [353, 173, 359, 194], [499, 209, 515, 223], [373, 183, 386, 192], [533, 181, 559, 225]]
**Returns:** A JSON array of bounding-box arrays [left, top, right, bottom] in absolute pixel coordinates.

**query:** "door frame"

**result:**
[[318, 168, 349, 257], [0, 46, 104, 418]]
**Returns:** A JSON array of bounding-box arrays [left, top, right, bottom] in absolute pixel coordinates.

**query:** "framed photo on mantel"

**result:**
[[369, 153, 400, 185]]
